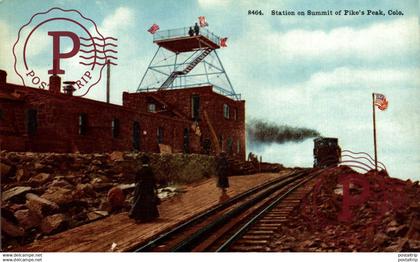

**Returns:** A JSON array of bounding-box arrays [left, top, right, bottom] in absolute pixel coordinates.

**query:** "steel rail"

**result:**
[[133, 169, 304, 251], [215, 170, 323, 252], [169, 169, 311, 252]]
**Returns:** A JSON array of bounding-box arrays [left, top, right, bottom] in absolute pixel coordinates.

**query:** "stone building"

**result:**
[[0, 70, 245, 159]]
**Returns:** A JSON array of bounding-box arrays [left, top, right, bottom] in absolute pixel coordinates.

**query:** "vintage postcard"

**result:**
[[0, 0, 419, 260]]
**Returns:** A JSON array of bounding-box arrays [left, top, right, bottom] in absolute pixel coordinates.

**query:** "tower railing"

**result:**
[[153, 27, 221, 46]]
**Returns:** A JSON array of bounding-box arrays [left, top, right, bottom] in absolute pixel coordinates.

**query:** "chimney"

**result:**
[[63, 81, 76, 96], [0, 70, 7, 88], [49, 74, 61, 94]]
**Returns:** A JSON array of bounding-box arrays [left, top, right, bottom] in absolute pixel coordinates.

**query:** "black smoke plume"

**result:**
[[247, 119, 320, 145]]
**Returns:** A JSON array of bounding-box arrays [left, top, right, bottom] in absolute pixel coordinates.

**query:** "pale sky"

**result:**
[[0, 0, 419, 180]]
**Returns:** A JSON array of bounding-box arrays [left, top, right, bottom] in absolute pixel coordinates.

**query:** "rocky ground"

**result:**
[[270, 166, 420, 252], [2, 151, 418, 252], [0, 151, 216, 250]]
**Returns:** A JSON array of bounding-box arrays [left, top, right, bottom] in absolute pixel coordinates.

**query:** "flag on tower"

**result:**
[[147, 24, 160, 34], [374, 93, 388, 111], [220, 37, 228, 47], [198, 16, 208, 27]]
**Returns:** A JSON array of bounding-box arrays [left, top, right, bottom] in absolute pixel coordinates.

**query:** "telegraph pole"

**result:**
[[372, 93, 378, 171], [106, 60, 110, 103]]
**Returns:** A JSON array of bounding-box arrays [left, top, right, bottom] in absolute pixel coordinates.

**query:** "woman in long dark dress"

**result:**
[[217, 152, 230, 193], [129, 155, 159, 222]]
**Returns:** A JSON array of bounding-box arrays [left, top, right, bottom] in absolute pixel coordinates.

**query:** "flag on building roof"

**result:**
[[374, 93, 388, 111], [220, 37, 228, 47], [198, 16, 208, 27], [147, 23, 160, 34]]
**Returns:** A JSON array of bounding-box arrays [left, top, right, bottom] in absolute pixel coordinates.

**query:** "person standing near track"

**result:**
[[217, 152, 230, 194], [129, 155, 160, 222]]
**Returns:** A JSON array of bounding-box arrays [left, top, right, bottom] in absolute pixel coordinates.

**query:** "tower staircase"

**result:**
[[159, 48, 212, 89]]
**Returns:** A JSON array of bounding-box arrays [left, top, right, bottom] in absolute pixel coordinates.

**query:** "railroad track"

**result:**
[[133, 168, 324, 252], [215, 170, 322, 252]]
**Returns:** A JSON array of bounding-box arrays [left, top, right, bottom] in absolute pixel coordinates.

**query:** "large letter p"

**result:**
[[338, 174, 370, 223], [48, 31, 80, 75]]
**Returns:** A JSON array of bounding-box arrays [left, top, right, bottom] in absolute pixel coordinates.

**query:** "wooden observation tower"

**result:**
[[137, 26, 240, 100]]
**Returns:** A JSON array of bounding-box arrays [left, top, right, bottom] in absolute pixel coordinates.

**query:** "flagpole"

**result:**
[[372, 93, 378, 171]]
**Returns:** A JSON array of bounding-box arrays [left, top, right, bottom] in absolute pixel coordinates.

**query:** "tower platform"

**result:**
[[153, 27, 221, 53]]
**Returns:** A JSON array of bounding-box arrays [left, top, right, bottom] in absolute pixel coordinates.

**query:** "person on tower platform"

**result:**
[[188, 26, 194, 36], [194, 22, 200, 35]]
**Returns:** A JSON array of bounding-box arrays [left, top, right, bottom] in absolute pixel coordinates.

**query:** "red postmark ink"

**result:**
[[308, 169, 409, 226], [12, 7, 118, 96], [337, 173, 370, 222]]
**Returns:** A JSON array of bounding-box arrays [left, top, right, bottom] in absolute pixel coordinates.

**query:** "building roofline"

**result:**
[[4, 82, 192, 124], [136, 85, 245, 103]]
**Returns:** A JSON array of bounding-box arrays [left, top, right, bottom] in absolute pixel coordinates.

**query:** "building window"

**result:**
[[78, 113, 88, 135], [191, 94, 200, 120], [147, 103, 156, 112], [223, 104, 230, 119], [157, 127, 164, 144], [112, 118, 120, 138], [227, 137, 233, 154], [132, 121, 140, 150], [233, 108, 238, 120], [27, 109, 37, 136], [219, 135, 224, 151], [237, 139, 241, 154], [183, 128, 190, 153], [202, 138, 211, 154]]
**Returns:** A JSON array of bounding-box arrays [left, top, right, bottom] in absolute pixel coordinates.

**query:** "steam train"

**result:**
[[313, 137, 341, 168]]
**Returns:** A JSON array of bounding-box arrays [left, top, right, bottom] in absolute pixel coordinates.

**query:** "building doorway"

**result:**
[[133, 121, 140, 150], [183, 128, 190, 153], [191, 94, 200, 120]]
